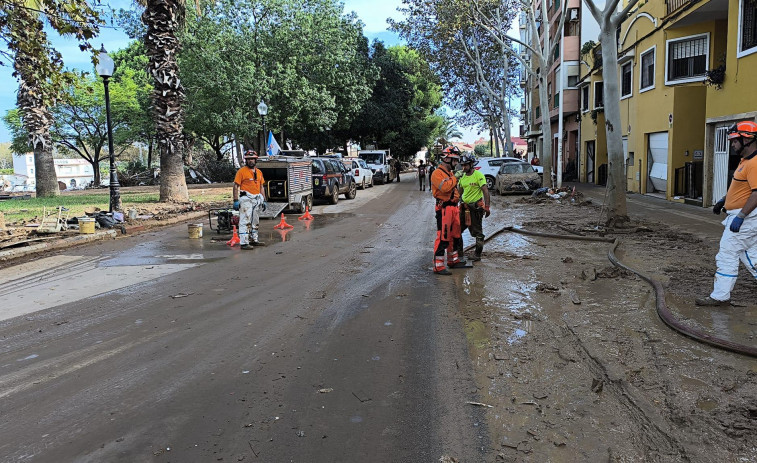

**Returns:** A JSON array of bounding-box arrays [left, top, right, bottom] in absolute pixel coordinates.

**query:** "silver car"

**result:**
[[494, 162, 542, 194], [475, 156, 527, 190]]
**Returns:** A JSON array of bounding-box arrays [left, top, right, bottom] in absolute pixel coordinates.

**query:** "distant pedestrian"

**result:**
[[428, 162, 436, 193], [418, 160, 427, 191], [457, 154, 490, 261], [394, 158, 401, 182], [696, 121, 757, 306], [233, 150, 268, 249], [530, 156, 540, 166]]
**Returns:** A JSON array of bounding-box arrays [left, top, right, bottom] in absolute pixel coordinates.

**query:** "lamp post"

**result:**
[[96, 45, 121, 213], [257, 99, 268, 154]]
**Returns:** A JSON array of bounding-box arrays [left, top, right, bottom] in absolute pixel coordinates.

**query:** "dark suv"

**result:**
[[312, 157, 357, 204]]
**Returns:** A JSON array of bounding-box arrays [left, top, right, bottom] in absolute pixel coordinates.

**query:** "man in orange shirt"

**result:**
[[696, 121, 757, 306], [431, 146, 464, 274], [233, 151, 268, 249]]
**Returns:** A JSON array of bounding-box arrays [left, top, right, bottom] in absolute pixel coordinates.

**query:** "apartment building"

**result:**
[[520, 0, 583, 179], [578, 0, 757, 207]]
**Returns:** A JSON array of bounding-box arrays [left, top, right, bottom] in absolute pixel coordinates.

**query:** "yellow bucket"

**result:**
[[79, 217, 95, 234], [187, 223, 203, 239]]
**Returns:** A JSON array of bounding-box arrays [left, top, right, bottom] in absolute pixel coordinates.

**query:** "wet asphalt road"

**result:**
[[0, 176, 489, 462]]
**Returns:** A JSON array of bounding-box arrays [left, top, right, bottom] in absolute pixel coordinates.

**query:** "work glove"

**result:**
[[730, 214, 745, 233], [261, 201, 268, 212], [713, 197, 726, 215], [454, 170, 463, 179], [484, 205, 491, 218], [233, 200, 240, 211]]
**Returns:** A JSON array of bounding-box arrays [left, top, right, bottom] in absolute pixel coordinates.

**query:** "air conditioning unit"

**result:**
[[569, 9, 578, 21]]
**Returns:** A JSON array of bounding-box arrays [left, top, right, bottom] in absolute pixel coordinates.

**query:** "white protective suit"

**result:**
[[238, 193, 265, 245], [710, 208, 757, 301]]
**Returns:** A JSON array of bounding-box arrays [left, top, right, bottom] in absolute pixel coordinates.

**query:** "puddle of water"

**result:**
[[696, 398, 717, 412]]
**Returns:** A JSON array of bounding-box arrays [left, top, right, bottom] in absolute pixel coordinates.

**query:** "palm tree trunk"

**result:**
[[13, 17, 59, 197], [143, 0, 189, 202]]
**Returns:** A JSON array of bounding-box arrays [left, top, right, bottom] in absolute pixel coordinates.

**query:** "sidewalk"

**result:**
[[568, 182, 724, 241]]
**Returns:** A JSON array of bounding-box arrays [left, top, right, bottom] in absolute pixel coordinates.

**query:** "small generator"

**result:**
[[208, 208, 239, 233]]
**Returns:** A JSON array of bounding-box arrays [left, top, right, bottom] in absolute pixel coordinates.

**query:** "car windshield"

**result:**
[[501, 163, 534, 174], [360, 153, 383, 164], [312, 161, 325, 174]]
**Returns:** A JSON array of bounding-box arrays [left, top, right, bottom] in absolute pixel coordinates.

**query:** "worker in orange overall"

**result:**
[[233, 150, 268, 249], [431, 146, 465, 275]]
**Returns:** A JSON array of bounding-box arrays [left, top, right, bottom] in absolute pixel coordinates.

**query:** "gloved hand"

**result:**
[[484, 205, 491, 218], [233, 200, 240, 211], [454, 170, 463, 179], [261, 201, 268, 212], [713, 197, 725, 215], [730, 214, 745, 233]]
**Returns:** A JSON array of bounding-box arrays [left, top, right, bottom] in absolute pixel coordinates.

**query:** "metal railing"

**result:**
[[666, 0, 692, 15]]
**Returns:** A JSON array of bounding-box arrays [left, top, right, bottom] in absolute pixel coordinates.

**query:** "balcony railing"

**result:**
[[666, 0, 692, 15]]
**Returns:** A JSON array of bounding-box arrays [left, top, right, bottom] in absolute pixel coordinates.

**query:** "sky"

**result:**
[[0, 0, 487, 144]]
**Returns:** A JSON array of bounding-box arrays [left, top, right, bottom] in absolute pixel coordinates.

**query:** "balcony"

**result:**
[[666, 0, 693, 15]]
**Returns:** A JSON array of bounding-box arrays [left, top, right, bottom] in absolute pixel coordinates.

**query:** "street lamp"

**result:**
[[96, 44, 121, 213], [257, 99, 268, 153]]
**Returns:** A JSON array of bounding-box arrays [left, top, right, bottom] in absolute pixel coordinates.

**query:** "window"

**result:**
[[666, 34, 709, 83], [594, 82, 604, 108], [640, 46, 655, 91], [739, 0, 757, 56], [621, 62, 632, 98], [568, 75, 578, 87], [582, 86, 589, 111]]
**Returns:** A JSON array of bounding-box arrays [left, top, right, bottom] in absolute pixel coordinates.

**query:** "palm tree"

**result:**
[[436, 118, 463, 147], [140, 0, 191, 202], [1, 0, 101, 197]]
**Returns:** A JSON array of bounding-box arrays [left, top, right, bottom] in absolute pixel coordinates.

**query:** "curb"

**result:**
[[0, 210, 209, 263]]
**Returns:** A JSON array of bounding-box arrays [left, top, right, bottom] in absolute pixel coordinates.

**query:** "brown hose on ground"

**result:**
[[466, 225, 757, 358]]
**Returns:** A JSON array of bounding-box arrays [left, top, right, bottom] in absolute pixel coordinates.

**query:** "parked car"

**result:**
[[494, 161, 542, 194], [341, 157, 374, 189], [311, 157, 357, 204], [358, 150, 395, 184], [474, 157, 525, 190]]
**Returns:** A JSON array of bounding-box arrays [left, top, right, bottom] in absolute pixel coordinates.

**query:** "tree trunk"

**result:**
[[13, 23, 59, 198], [143, 0, 189, 202], [539, 72, 553, 188], [147, 138, 153, 169], [92, 159, 101, 186], [597, 26, 628, 224]]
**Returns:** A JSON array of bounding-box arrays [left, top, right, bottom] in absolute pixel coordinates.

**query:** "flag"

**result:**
[[266, 131, 281, 156]]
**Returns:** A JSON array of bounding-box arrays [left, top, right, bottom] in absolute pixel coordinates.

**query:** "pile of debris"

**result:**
[[528, 186, 588, 205]]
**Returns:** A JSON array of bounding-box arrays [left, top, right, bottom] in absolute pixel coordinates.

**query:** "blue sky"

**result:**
[[0, 0, 487, 144]]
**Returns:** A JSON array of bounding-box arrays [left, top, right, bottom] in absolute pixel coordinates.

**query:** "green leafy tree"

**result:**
[[1, 0, 102, 197], [350, 43, 442, 160], [52, 70, 144, 185]]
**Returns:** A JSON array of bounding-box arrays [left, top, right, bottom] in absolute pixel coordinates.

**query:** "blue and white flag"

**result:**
[[266, 131, 281, 156]]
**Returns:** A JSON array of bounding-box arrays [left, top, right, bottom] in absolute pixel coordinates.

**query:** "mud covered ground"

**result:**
[[459, 194, 757, 462]]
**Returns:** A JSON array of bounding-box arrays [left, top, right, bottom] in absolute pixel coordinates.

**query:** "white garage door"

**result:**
[[648, 132, 668, 193]]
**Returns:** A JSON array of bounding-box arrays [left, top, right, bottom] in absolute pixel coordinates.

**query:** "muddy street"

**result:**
[[0, 177, 755, 462]]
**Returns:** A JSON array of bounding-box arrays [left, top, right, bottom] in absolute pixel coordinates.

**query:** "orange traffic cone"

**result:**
[[226, 225, 240, 246], [274, 213, 294, 229], [298, 206, 314, 221]]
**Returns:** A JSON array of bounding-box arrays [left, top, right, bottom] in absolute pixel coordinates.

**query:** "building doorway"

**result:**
[[586, 141, 595, 184], [647, 132, 668, 196]]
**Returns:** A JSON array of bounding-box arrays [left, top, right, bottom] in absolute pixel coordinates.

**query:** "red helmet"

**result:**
[[244, 150, 259, 159], [727, 121, 757, 140], [441, 146, 461, 160]]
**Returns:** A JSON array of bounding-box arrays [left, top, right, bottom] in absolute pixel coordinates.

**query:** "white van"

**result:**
[[358, 150, 396, 185]]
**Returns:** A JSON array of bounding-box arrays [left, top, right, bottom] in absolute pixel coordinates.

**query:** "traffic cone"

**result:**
[[298, 206, 314, 221], [274, 213, 294, 229], [226, 225, 240, 246]]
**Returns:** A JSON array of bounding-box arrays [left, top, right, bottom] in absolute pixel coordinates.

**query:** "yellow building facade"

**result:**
[[578, 0, 757, 207]]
